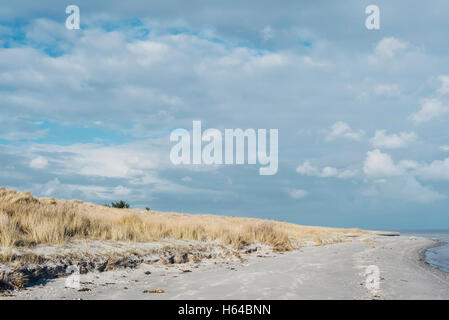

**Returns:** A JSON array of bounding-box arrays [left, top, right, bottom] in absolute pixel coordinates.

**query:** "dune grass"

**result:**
[[0, 188, 364, 251]]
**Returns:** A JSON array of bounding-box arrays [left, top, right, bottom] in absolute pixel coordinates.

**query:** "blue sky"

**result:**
[[1, 1, 449, 229]]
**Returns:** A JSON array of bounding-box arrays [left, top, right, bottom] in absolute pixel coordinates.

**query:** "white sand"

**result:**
[[2, 235, 449, 300]]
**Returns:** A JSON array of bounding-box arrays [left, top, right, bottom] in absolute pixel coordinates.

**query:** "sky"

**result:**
[[1, 1, 449, 229]]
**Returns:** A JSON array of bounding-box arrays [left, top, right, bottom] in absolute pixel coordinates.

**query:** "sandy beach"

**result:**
[[2, 234, 448, 300]]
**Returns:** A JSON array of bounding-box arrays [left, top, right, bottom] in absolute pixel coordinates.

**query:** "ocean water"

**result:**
[[400, 230, 449, 273]]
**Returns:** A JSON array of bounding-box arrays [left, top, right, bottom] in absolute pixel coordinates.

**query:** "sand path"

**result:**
[[2, 235, 449, 300]]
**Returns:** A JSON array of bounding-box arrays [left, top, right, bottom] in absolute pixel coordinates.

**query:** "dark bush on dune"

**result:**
[[104, 200, 130, 209]]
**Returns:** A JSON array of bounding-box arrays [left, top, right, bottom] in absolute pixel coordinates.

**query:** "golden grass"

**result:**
[[0, 187, 365, 251]]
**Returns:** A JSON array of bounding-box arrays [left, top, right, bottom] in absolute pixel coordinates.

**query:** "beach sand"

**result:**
[[1, 234, 448, 300]]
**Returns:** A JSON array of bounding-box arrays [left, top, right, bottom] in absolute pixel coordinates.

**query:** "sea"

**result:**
[[400, 230, 449, 273]]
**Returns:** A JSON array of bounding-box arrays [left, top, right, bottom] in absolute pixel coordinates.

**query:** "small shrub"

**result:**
[[108, 200, 130, 209]]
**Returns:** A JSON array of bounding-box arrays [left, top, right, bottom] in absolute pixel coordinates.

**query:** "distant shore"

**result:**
[[2, 233, 449, 300]]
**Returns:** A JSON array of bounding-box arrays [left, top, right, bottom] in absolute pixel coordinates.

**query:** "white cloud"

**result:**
[[113, 185, 131, 196], [337, 169, 359, 179], [359, 150, 446, 203], [361, 150, 449, 182], [361, 176, 445, 204], [397, 177, 446, 203], [438, 75, 449, 95], [182, 176, 192, 182], [370, 130, 416, 149], [17, 141, 223, 200], [374, 84, 400, 96], [296, 161, 357, 179], [296, 161, 320, 176], [287, 188, 308, 199], [440, 145, 449, 152], [326, 121, 364, 141], [0, 118, 47, 141], [34, 143, 160, 179], [41, 178, 62, 197], [417, 158, 449, 180], [375, 37, 409, 58], [126, 40, 170, 66], [29, 156, 48, 169], [363, 149, 403, 178], [0, 129, 47, 141], [397, 159, 420, 170], [38, 178, 128, 200], [302, 56, 328, 68], [410, 98, 449, 124], [296, 162, 338, 177], [321, 166, 338, 177], [248, 53, 290, 69]]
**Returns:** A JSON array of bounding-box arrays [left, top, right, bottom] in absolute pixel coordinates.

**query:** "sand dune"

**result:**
[[0, 187, 363, 251], [0, 187, 364, 291]]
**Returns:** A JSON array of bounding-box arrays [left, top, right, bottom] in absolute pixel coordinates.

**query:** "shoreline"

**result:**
[[418, 238, 449, 280], [363, 235, 449, 299]]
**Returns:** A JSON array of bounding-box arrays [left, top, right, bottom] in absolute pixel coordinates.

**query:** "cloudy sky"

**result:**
[[1, 0, 449, 229]]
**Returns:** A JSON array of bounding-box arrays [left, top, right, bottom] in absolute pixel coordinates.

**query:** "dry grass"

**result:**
[[0, 187, 365, 252]]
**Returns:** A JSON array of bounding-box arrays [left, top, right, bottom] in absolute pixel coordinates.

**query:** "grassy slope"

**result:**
[[0, 187, 365, 252]]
